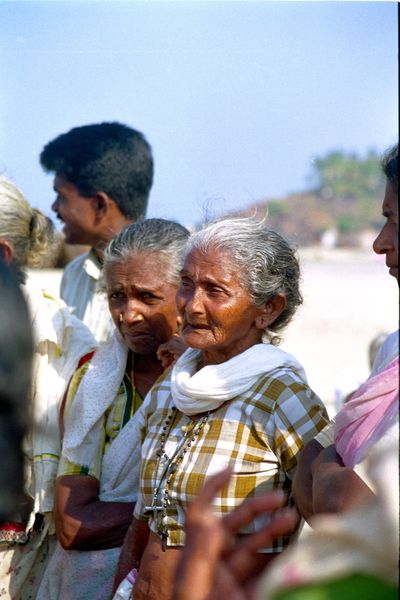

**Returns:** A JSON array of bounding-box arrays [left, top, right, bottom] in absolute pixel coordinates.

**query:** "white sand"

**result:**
[[28, 248, 398, 417]]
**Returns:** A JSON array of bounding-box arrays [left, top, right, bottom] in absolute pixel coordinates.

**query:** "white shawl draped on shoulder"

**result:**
[[61, 328, 142, 501], [38, 330, 143, 600], [171, 344, 307, 416]]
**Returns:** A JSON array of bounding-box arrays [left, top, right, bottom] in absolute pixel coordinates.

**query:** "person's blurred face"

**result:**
[[373, 180, 399, 282], [52, 175, 97, 245], [176, 247, 265, 365], [106, 252, 180, 355]]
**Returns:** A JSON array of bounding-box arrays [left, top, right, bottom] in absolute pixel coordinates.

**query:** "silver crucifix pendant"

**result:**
[[144, 504, 164, 519]]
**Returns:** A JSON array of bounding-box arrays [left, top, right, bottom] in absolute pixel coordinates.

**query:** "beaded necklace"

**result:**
[[145, 406, 210, 551]]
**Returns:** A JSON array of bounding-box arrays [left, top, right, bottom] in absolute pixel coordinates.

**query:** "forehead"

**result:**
[[54, 174, 79, 195], [105, 252, 172, 287], [183, 247, 239, 282], [383, 181, 398, 218]]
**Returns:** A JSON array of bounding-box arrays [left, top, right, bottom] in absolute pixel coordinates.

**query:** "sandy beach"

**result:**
[[28, 247, 398, 417]]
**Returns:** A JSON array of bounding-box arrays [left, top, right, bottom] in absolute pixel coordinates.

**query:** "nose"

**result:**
[[184, 287, 205, 316], [122, 300, 144, 324], [51, 197, 59, 212], [373, 224, 391, 256]]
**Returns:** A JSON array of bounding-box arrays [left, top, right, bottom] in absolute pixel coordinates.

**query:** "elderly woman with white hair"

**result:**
[[114, 217, 329, 600], [0, 177, 96, 599]]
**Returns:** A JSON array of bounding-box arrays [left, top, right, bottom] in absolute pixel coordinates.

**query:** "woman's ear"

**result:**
[[255, 294, 287, 330]]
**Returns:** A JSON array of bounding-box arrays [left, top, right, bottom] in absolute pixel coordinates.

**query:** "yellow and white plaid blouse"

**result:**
[[134, 367, 329, 552]]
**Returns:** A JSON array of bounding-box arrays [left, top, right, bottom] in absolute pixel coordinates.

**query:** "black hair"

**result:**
[[40, 122, 153, 220], [0, 261, 33, 520], [382, 144, 398, 186]]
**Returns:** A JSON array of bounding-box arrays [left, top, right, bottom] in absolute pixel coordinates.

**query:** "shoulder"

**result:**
[[140, 369, 173, 418], [370, 330, 399, 376], [252, 367, 328, 426], [254, 367, 314, 402], [63, 251, 91, 274], [66, 359, 92, 405], [61, 252, 91, 287]]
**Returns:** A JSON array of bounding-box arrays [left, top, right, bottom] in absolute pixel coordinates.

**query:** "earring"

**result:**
[[119, 313, 124, 324]]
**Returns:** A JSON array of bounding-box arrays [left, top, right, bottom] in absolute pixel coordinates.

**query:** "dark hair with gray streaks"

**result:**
[[185, 217, 302, 344], [104, 218, 190, 284]]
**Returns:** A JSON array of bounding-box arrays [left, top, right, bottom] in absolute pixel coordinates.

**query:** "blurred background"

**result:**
[[1, 0, 398, 413]]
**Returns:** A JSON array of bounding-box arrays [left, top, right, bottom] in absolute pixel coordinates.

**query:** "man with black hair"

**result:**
[[40, 122, 154, 342]]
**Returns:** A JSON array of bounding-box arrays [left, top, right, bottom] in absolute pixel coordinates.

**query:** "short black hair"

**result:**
[[40, 122, 153, 220], [382, 143, 398, 186]]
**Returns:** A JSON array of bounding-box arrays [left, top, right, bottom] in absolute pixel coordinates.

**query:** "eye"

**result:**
[[179, 277, 193, 290], [108, 291, 125, 300], [139, 291, 160, 303], [206, 284, 226, 296]]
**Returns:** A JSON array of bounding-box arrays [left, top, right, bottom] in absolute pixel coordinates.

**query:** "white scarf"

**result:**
[[170, 344, 307, 416], [62, 329, 141, 502]]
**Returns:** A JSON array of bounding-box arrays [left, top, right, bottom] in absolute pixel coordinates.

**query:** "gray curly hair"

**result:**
[[184, 217, 302, 344], [104, 218, 190, 284]]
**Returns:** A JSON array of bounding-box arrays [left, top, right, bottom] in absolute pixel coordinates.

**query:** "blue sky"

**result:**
[[0, 0, 397, 228]]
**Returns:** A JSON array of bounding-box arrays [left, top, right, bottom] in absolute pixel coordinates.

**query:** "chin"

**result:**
[[181, 334, 209, 350], [63, 231, 82, 245], [126, 342, 158, 356]]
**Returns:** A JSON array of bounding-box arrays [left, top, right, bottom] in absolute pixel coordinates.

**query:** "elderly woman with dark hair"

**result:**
[[38, 218, 190, 600], [114, 217, 329, 600]]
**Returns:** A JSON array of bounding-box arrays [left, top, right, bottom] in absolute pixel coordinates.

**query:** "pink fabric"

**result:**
[[334, 357, 399, 467]]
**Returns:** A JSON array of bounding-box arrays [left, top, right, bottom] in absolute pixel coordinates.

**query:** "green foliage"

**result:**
[[312, 148, 385, 202], [236, 148, 387, 246]]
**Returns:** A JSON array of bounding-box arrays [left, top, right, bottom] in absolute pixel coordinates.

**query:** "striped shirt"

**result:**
[[134, 367, 329, 552], [60, 249, 115, 343], [59, 361, 143, 479]]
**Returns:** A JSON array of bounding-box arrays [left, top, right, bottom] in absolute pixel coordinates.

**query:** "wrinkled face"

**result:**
[[176, 247, 264, 365], [373, 181, 399, 282], [52, 175, 97, 245], [106, 252, 180, 355]]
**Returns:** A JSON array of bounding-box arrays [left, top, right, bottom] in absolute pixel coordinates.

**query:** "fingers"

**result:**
[[227, 508, 300, 579], [157, 349, 175, 369], [223, 490, 287, 533], [233, 507, 299, 557]]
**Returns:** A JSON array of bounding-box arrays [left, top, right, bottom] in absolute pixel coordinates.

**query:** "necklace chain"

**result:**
[[145, 406, 209, 551]]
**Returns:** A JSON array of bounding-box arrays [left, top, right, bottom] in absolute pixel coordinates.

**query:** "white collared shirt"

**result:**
[[60, 248, 115, 343]]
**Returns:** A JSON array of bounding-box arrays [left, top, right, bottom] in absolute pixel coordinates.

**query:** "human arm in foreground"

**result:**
[[173, 468, 300, 600]]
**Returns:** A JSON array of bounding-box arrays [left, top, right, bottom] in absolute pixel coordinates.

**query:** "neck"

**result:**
[[93, 214, 133, 259], [133, 352, 163, 374], [130, 352, 164, 399], [200, 339, 261, 367]]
